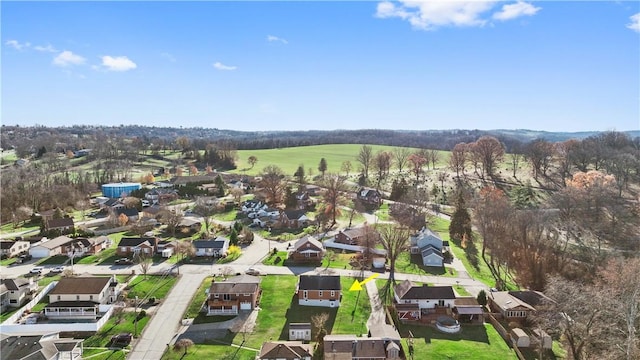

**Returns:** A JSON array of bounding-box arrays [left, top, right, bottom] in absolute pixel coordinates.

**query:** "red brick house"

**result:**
[[207, 274, 262, 315], [296, 275, 341, 308], [289, 236, 324, 264], [45, 217, 75, 234], [116, 237, 157, 257], [277, 210, 310, 229], [356, 187, 382, 207]]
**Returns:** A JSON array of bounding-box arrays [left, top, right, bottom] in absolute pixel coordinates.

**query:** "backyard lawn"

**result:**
[[84, 312, 151, 346], [163, 343, 257, 360], [238, 274, 371, 350], [400, 323, 517, 360], [125, 275, 178, 301]]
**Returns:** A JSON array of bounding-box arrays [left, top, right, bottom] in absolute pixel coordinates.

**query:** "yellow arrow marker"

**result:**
[[349, 273, 380, 291]]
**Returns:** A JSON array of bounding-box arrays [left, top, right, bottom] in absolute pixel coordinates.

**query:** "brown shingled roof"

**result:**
[[49, 276, 112, 295]]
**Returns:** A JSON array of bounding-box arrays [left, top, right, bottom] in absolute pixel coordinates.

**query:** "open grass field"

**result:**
[[400, 323, 517, 360], [84, 312, 151, 347], [238, 274, 370, 350], [233, 144, 433, 176]]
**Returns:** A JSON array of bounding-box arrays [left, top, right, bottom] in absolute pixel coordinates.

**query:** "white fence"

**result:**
[[2, 281, 57, 325], [1, 280, 115, 335], [323, 238, 387, 256]]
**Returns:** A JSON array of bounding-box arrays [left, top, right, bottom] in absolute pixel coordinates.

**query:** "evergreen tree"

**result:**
[[449, 191, 472, 245], [229, 229, 238, 246], [318, 158, 327, 178], [294, 165, 305, 185]]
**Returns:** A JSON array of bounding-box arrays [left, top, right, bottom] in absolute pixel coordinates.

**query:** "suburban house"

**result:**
[[356, 187, 383, 207], [170, 175, 217, 187], [334, 227, 380, 245], [296, 275, 341, 308], [44, 217, 75, 234], [157, 240, 177, 258], [295, 192, 314, 210], [193, 237, 230, 258], [0, 239, 30, 258], [289, 236, 325, 264], [0, 278, 38, 312], [289, 323, 312, 341], [0, 333, 84, 360], [176, 217, 202, 234], [116, 237, 157, 257], [207, 274, 261, 315], [393, 280, 457, 322], [44, 275, 118, 321], [145, 188, 179, 205], [259, 341, 312, 360], [304, 184, 322, 196], [488, 290, 554, 322], [114, 207, 139, 222], [409, 227, 449, 267], [29, 236, 75, 258], [278, 210, 310, 229], [323, 335, 401, 360]]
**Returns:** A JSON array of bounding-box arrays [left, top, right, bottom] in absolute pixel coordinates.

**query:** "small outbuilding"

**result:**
[[288, 323, 312, 341], [510, 328, 530, 348]]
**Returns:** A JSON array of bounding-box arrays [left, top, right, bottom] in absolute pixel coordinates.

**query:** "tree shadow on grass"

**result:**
[[278, 294, 338, 341]]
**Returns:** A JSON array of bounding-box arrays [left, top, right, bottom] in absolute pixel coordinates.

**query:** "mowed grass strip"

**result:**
[[163, 344, 257, 360], [126, 275, 178, 300], [400, 323, 517, 360], [239, 274, 371, 349]]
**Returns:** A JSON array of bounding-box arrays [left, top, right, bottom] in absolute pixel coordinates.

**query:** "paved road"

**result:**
[[127, 271, 209, 360]]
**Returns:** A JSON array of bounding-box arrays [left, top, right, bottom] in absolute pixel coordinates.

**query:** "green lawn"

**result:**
[[374, 203, 391, 221], [81, 348, 127, 360], [163, 343, 257, 360], [394, 252, 458, 277], [76, 248, 117, 265], [261, 251, 289, 266], [84, 312, 151, 346], [37, 255, 69, 265], [212, 209, 238, 222], [1, 257, 17, 266], [234, 144, 419, 176], [239, 275, 370, 350], [400, 324, 517, 360], [125, 275, 178, 300]]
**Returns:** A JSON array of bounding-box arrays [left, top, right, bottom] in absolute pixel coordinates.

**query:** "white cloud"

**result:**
[[34, 44, 58, 53], [100, 55, 137, 71], [376, 1, 496, 30], [267, 35, 288, 44], [213, 62, 237, 71], [493, 1, 540, 21], [376, 1, 541, 30], [161, 52, 177, 62], [53, 50, 86, 67], [5, 39, 30, 50], [627, 13, 640, 33]]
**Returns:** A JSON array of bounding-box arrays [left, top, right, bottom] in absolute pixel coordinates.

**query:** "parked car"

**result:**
[[30, 266, 45, 275], [111, 332, 132, 346], [16, 254, 33, 264], [244, 267, 262, 276], [115, 258, 133, 265], [50, 266, 65, 273]]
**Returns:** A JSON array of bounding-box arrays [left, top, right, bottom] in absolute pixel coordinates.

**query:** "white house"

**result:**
[[409, 227, 448, 267], [193, 237, 230, 258], [393, 280, 456, 321], [44, 275, 117, 321], [29, 236, 74, 258]]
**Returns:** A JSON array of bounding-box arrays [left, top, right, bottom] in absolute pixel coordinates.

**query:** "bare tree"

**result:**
[[428, 149, 440, 170], [247, 155, 258, 169], [136, 253, 153, 279], [321, 174, 347, 228], [311, 312, 330, 342], [472, 136, 504, 178], [173, 338, 194, 356], [260, 165, 285, 206], [175, 240, 195, 262], [158, 208, 183, 236], [340, 160, 352, 177], [378, 224, 411, 303], [407, 153, 427, 184], [356, 145, 373, 181], [393, 147, 411, 173], [449, 143, 467, 178]]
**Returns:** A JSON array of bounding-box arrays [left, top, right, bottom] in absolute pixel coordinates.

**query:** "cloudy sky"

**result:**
[[2, 1, 639, 132]]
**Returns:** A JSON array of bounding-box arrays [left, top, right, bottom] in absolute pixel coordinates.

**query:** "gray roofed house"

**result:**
[[193, 237, 230, 257], [297, 275, 342, 308], [393, 279, 457, 321], [0, 333, 83, 360]]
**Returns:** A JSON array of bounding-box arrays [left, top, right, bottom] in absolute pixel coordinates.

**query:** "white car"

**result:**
[[50, 266, 65, 273], [30, 266, 45, 275]]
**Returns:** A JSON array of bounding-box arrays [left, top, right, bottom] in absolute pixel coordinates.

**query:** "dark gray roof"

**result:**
[[116, 208, 139, 217], [298, 275, 341, 291], [193, 238, 228, 249], [0, 240, 15, 249], [396, 283, 456, 300], [118, 237, 155, 247]]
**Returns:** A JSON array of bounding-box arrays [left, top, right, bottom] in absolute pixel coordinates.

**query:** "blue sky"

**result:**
[[2, 1, 639, 132]]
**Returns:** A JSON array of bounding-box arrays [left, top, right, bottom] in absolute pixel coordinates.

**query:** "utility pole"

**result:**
[[134, 296, 139, 337]]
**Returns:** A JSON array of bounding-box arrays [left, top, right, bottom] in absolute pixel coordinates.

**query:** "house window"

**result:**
[[214, 294, 219, 298], [331, 291, 335, 297], [58, 296, 61, 301], [9, 300, 17, 304], [303, 290, 308, 299], [89, 295, 93, 300], [76, 295, 80, 300], [223, 294, 230, 301], [120, 247, 126, 252], [319, 291, 323, 297]]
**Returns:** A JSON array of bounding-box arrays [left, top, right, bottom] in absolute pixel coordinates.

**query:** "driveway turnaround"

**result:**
[[127, 272, 209, 360]]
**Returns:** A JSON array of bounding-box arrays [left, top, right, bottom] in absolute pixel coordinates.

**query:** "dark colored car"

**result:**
[[111, 332, 132, 346], [114, 258, 133, 265]]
